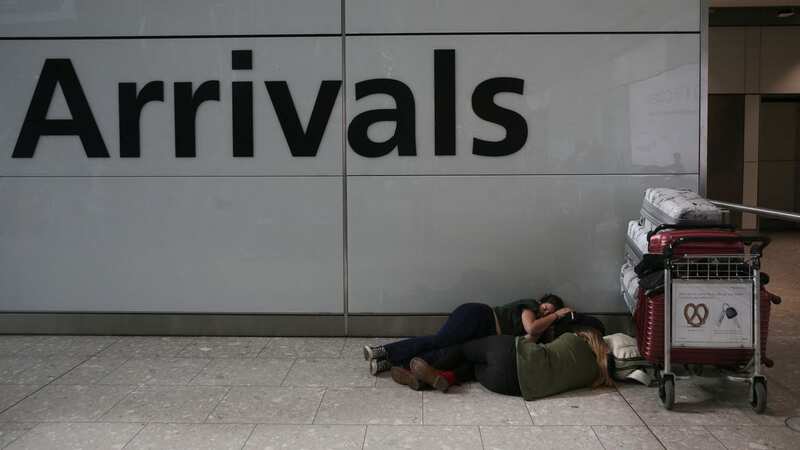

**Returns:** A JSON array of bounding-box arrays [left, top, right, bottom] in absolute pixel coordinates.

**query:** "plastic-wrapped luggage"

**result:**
[[634, 287, 781, 366], [625, 220, 651, 264], [620, 261, 639, 314], [641, 188, 726, 226]]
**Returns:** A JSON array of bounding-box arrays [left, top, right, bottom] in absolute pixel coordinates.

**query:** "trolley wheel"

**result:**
[[751, 378, 767, 414], [659, 374, 675, 410]]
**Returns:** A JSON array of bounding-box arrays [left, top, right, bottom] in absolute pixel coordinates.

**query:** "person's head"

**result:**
[[537, 293, 564, 317], [575, 328, 614, 388]]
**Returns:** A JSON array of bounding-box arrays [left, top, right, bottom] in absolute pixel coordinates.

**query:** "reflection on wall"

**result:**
[[629, 63, 699, 171]]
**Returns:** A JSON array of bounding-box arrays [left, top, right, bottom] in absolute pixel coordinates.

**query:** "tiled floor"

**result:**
[[0, 233, 798, 449]]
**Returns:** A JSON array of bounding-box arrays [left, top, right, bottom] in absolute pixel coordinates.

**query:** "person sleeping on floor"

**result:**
[[388, 328, 613, 400], [363, 295, 573, 375]]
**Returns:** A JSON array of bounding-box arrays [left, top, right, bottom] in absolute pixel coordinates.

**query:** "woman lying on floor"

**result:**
[[390, 329, 613, 400], [363, 295, 573, 375]]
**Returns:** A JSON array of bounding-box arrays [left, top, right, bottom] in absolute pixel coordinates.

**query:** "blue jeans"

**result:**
[[384, 302, 496, 367]]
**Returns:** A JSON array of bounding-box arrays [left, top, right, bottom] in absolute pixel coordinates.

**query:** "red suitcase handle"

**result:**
[[646, 223, 736, 241], [663, 235, 771, 259]]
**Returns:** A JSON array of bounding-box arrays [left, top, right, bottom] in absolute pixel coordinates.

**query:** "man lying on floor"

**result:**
[[389, 328, 613, 400]]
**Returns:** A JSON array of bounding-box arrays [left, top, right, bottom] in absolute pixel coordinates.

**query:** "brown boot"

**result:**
[[390, 366, 422, 390], [410, 357, 450, 392]]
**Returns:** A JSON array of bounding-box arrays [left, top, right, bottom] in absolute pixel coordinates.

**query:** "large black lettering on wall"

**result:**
[[118, 81, 165, 158], [174, 81, 220, 158], [471, 77, 527, 157], [232, 50, 254, 157], [12, 59, 109, 158], [348, 79, 416, 158], [265, 80, 342, 157], [434, 49, 456, 156]]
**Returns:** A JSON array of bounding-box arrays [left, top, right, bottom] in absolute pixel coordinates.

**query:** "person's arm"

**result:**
[[522, 307, 574, 340]]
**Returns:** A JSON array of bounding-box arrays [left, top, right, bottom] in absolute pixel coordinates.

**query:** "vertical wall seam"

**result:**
[[341, 0, 349, 335], [699, 0, 709, 195]]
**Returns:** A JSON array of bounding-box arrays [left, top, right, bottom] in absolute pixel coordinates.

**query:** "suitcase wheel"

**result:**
[[659, 373, 675, 410], [751, 377, 767, 414]]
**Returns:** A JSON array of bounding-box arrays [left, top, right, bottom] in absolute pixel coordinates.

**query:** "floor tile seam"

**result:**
[[97, 419, 236, 424], [480, 425, 628, 428], [236, 423, 258, 450], [118, 422, 147, 450], [614, 384, 669, 447], [703, 425, 735, 449], [184, 356, 215, 385], [1, 430, 32, 448], [361, 424, 369, 449], [187, 382, 287, 388], [41, 420, 237, 425], [92, 360, 171, 385], [178, 345, 270, 359], [522, 396, 536, 426], [259, 354, 345, 359], [202, 385, 234, 424], [589, 425, 608, 450], [95, 359, 213, 386], [278, 358, 298, 387], [477, 425, 487, 450], [213, 420, 369, 425], [253, 340, 272, 358], [704, 424, 795, 429], [85, 384, 141, 423], [0, 352, 95, 418], [310, 387, 329, 425], [5, 418, 149, 424], [311, 420, 436, 426]]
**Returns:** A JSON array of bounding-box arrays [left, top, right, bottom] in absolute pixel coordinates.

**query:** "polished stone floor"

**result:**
[[0, 233, 798, 449]]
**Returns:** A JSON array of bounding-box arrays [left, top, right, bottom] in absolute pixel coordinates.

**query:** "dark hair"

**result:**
[[539, 293, 564, 310]]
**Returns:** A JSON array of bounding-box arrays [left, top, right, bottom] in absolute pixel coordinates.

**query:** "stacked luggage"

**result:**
[[620, 188, 780, 367], [620, 188, 739, 314]]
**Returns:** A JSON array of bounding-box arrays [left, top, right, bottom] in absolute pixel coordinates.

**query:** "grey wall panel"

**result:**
[[347, 174, 698, 314], [0, 177, 343, 313], [0, 0, 340, 36], [345, 34, 699, 175], [346, 0, 700, 33], [0, 37, 342, 176]]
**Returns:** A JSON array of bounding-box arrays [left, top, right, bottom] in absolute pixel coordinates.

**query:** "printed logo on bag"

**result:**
[[683, 303, 709, 327], [10, 49, 528, 160]]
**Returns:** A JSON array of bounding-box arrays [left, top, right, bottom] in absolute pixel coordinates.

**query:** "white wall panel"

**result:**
[[0, 177, 343, 313], [346, 34, 699, 175], [347, 175, 698, 314], [0, 38, 342, 176], [346, 0, 700, 33], [0, 0, 340, 36]]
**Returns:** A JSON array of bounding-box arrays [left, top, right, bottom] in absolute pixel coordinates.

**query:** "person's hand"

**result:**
[[555, 307, 574, 318]]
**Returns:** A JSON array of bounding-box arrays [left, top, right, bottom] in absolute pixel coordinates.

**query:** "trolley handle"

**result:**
[[663, 235, 771, 259], [646, 223, 736, 241]]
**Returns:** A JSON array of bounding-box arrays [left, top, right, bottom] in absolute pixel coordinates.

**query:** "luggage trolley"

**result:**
[[658, 235, 772, 413]]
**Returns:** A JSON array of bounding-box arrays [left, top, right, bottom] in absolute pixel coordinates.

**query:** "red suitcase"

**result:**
[[626, 224, 743, 265], [634, 287, 780, 366], [646, 225, 743, 256]]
